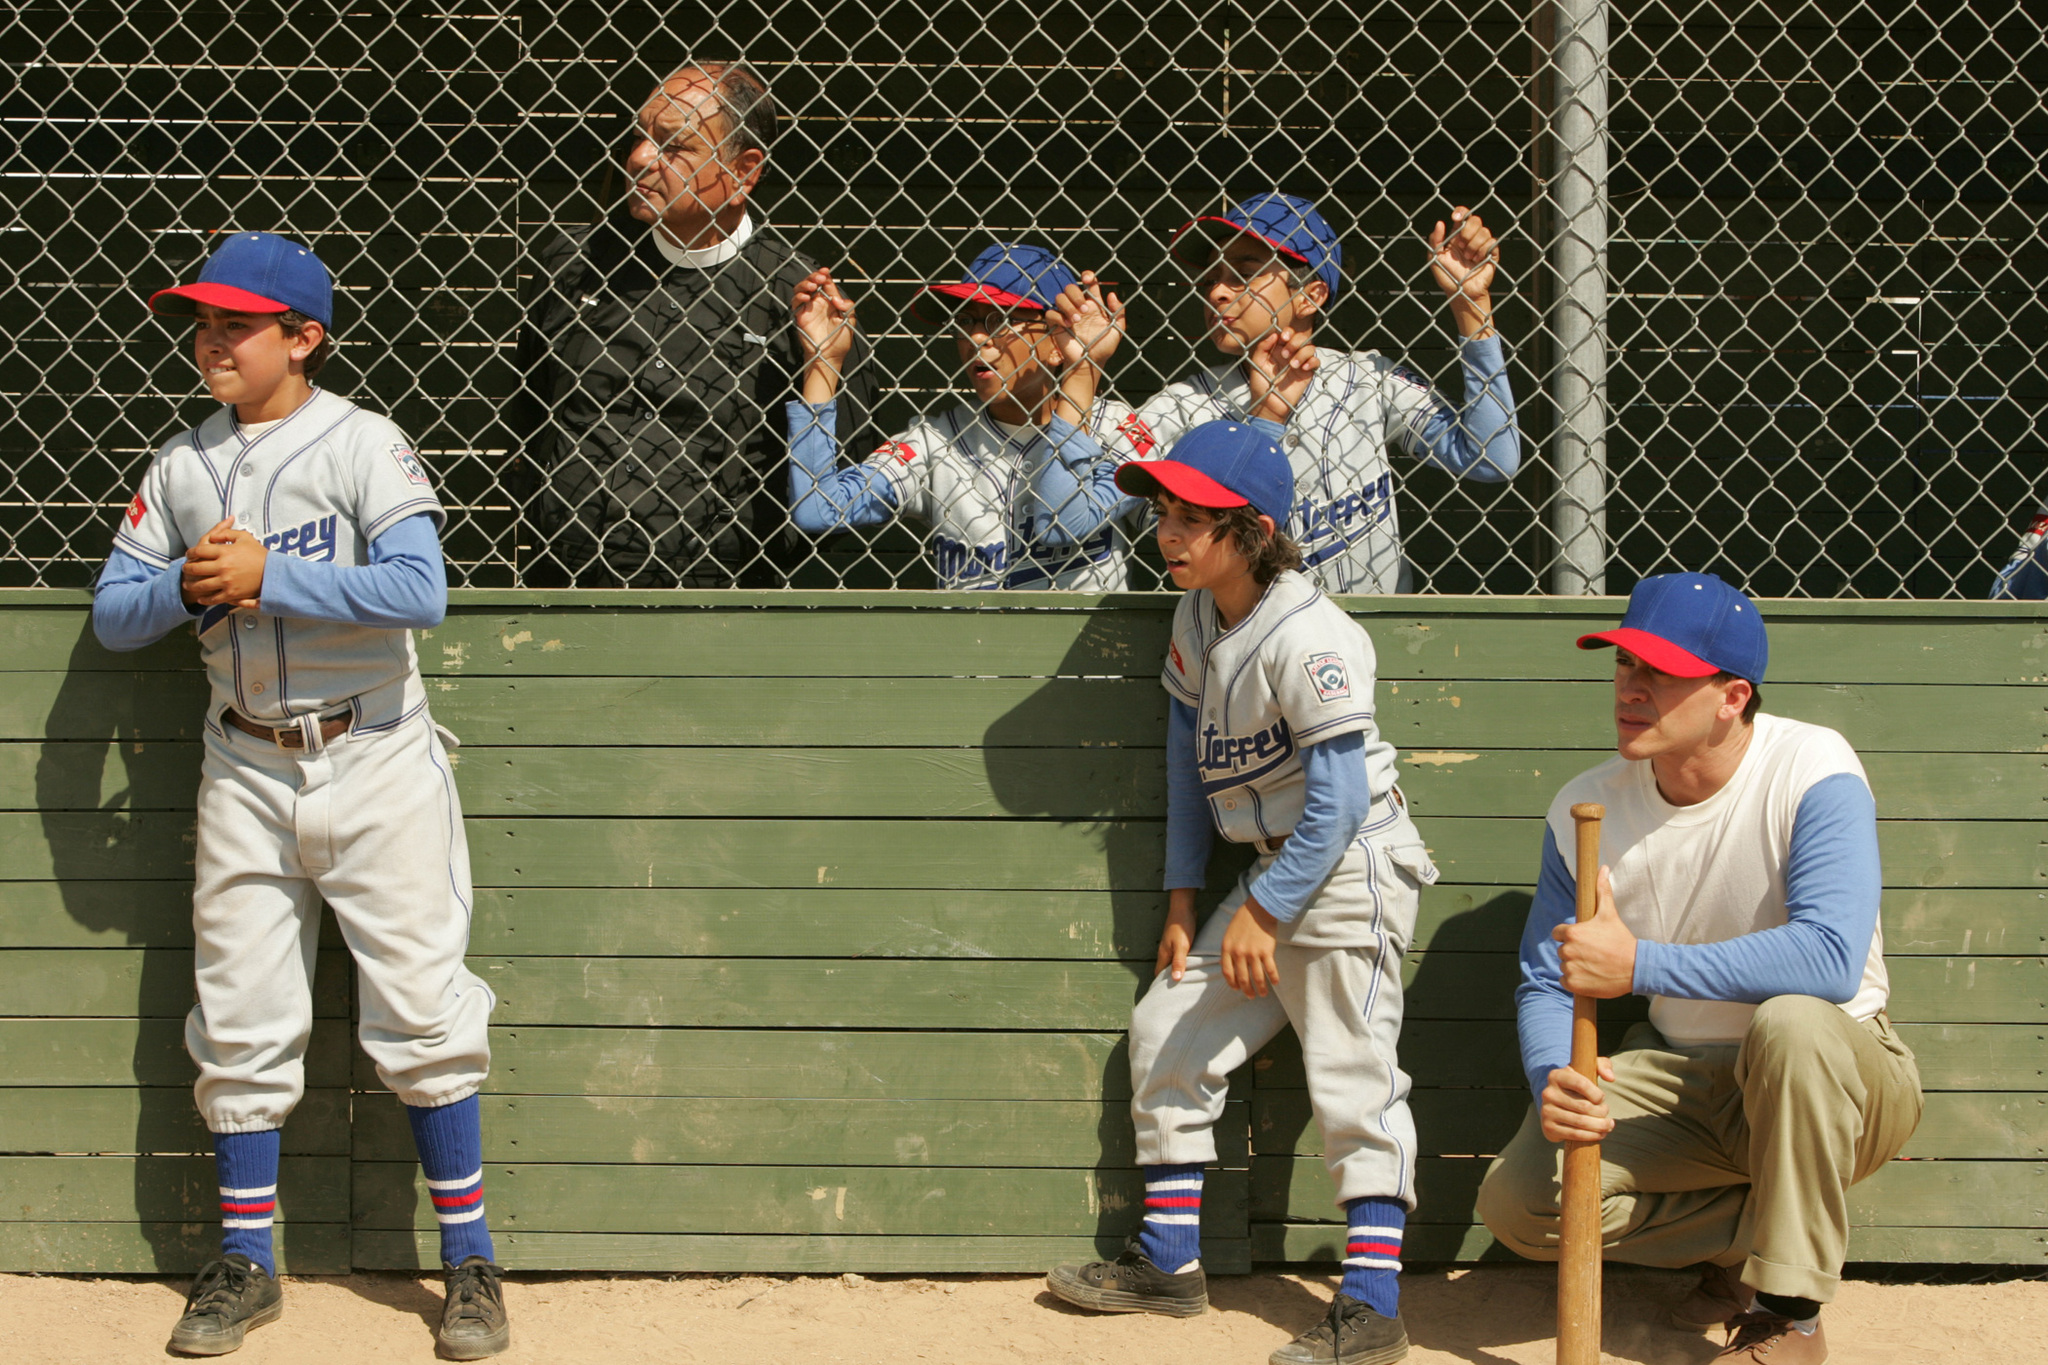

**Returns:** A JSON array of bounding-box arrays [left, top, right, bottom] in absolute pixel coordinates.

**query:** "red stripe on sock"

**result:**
[[1145, 1196, 1201, 1208], [1348, 1241, 1402, 1255], [220, 1201, 276, 1214], [430, 1188, 484, 1208]]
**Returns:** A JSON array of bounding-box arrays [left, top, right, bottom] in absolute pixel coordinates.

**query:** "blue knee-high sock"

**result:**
[[1338, 1196, 1405, 1317], [1136, 1163, 1204, 1273], [215, 1128, 281, 1275], [405, 1094, 495, 1267]]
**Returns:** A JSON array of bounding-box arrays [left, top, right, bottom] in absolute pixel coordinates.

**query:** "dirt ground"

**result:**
[[3, 1265, 2042, 1364]]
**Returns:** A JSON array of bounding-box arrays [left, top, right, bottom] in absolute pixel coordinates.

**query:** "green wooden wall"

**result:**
[[1, 592, 2041, 1273]]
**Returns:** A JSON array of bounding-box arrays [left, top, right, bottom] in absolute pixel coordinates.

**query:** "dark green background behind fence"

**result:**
[[1, 592, 2041, 1272], [4, 2, 2045, 594]]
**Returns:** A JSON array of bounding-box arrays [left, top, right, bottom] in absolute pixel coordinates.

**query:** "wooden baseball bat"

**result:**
[[1557, 801, 1606, 1365]]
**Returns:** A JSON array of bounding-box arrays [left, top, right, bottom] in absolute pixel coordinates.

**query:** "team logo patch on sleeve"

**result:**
[[873, 442, 919, 465], [390, 445, 432, 487], [1117, 415, 1157, 456], [125, 494, 147, 527], [1304, 651, 1351, 702], [1169, 641, 1186, 675]]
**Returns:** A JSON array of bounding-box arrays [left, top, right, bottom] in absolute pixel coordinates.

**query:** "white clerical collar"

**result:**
[[651, 212, 754, 270]]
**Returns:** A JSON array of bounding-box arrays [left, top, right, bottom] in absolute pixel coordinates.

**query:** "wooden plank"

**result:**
[[9, 602, 2042, 685], [459, 818, 1166, 891], [451, 746, 1164, 819], [475, 957, 1147, 1030], [352, 1092, 1250, 1168], [449, 817, 2041, 893], [9, 881, 2029, 958], [0, 882, 347, 949], [0, 949, 351, 1017], [469, 954, 1544, 1029], [353, 1162, 1248, 1237], [1894, 1025, 2048, 1090], [1250, 1222, 2048, 1265], [442, 1028, 1133, 1101], [351, 1228, 1255, 1275], [0, 1221, 351, 1275], [16, 739, 2038, 823], [1252, 1155, 2047, 1228], [0, 1089, 349, 1156], [466, 888, 1166, 959], [1889, 957, 2048, 1024], [0, 1018, 352, 1087], [6, 673, 2041, 753], [0, 674, 1164, 746], [0, 1154, 348, 1222], [1254, 1090, 2048, 1161]]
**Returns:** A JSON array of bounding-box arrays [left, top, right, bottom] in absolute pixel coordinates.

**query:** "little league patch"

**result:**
[[1304, 650, 1351, 702]]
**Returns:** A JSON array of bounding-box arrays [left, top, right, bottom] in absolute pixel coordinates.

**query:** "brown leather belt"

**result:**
[[224, 709, 351, 750], [1255, 833, 1290, 856]]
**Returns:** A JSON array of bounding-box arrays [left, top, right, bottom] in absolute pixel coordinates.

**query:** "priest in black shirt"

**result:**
[[516, 63, 876, 586]]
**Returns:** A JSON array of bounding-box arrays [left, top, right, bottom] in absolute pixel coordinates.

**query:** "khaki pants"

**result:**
[[1476, 995, 1922, 1302]]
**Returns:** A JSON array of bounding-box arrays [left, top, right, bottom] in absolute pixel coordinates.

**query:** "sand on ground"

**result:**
[[3, 1265, 2042, 1364]]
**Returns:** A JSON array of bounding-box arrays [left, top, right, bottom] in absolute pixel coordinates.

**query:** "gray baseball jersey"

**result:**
[[864, 397, 1151, 590], [114, 388, 445, 729], [1136, 349, 1450, 594], [1161, 568, 1403, 848]]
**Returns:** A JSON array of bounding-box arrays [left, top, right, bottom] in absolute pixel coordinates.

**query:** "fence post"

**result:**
[[1545, 0, 1610, 596]]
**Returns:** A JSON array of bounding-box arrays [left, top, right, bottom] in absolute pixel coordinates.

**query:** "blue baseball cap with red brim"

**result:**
[[911, 242, 1082, 327], [148, 231, 334, 329], [1172, 192, 1342, 300], [1114, 420, 1294, 523], [1577, 572, 1769, 683]]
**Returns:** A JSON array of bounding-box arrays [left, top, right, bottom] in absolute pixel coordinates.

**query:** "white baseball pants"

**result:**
[[1128, 837, 1422, 1210], [188, 707, 494, 1133]]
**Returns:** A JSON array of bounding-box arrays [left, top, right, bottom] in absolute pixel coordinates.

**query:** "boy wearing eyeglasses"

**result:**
[[784, 243, 1148, 589], [1137, 193, 1522, 594]]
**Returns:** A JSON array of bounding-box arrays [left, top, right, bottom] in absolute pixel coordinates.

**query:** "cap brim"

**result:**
[[927, 281, 1043, 309], [1169, 216, 1313, 272], [1114, 459, 1250, 509], [147, 283, 290, 317], [1576, 627, 1720, 678]]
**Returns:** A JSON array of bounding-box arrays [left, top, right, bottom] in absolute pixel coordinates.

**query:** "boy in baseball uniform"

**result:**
[[785, 242, 1149, 588], [1047, 420, 1437, 1365], [1138, 193, 1521, 593], [91, 233, 508, 1358], [1476, 573, 1922, 1364]]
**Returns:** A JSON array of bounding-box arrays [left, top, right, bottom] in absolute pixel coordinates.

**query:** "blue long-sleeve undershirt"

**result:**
[[1514, 771, 1882, 1101], [787, 400, 899, 532], [1163, 696, 1374, 921], [92, 512, 448, 651], [1250, 335, 1519, 482], [1249, 732, 1373, 921]]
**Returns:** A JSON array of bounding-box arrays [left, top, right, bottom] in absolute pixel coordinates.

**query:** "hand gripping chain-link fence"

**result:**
[[5, 1, 2044, 595]]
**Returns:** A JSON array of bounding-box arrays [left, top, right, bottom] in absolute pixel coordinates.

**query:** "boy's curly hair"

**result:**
[[278, 309, 331, 381]]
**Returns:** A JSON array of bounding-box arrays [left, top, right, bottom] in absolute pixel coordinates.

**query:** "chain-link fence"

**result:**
[[5, 1, 2043, 595]]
